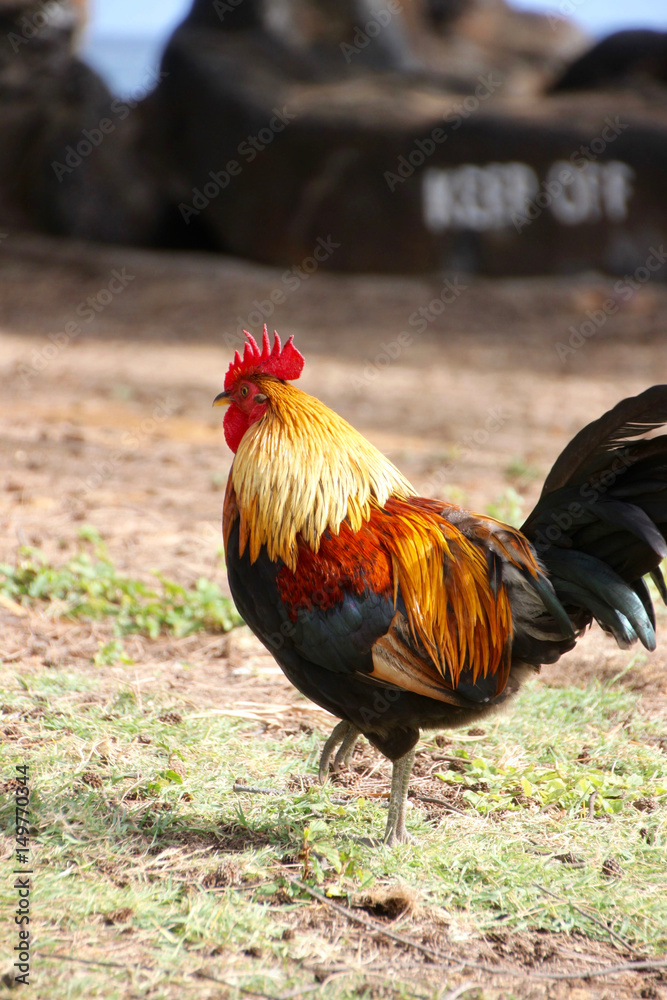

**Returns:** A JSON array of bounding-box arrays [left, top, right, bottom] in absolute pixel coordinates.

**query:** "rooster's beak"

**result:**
[[213, 390, 231, 407]]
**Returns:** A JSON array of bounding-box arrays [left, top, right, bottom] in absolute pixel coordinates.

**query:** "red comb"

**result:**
[[224, 326, 304, 391]]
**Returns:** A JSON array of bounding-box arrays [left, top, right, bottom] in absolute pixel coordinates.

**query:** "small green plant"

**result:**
[[93, 639, 135, 667], [0, 527, 242, 638], [294, 818, 370, 887], [437, 753, 664, 817], [299, 819, 343, 881], [485, 487, 524, 526], [504, 456, 540, 483], [1, 665, 665, 998]]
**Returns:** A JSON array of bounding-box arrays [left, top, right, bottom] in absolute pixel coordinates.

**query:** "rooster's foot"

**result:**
[[318, 721, 360, 783], [382, 749, 416, 846]]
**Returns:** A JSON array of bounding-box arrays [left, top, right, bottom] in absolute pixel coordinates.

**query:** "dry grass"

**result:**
[[2, 239, 667, 998], [1, 600, 666, 999]]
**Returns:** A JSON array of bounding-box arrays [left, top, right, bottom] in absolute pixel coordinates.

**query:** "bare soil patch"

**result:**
[[1, 235, 666, 998]]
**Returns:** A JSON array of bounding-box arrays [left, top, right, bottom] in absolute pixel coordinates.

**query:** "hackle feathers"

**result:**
[[230, 378, 415, 570]]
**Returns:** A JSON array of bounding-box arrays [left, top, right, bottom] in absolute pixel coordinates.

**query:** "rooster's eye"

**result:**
[[240, 385, 249, 399]]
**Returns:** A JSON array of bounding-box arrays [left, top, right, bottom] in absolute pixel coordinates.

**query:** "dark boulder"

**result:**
[[550, 29, 667, 93], [150, 0, 667, 276], [0, 0, 161, 243]]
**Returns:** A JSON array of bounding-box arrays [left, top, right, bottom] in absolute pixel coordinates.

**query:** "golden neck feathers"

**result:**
[[226, 380, 416, 570]]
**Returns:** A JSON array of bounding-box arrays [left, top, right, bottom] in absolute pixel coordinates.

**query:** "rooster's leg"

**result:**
[[318, 721, 359, 783], [383, 749, 416, 846], [333, 724, 360, 770]]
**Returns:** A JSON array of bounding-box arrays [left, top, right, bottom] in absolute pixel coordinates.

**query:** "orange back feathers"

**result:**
[[222, 330, 518, 692]]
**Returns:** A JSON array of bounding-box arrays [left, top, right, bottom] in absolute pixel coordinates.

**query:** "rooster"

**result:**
[[214, 327, 667, 844]]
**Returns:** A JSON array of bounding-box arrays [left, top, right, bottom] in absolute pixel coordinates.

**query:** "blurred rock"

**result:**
[[177, 0, 587, 95], [0, 0, 160, 243], [550, 29, 667, 93], [0, 0, 665, 278], [150, 0, 667, 275], [417, 0, 589, 97]]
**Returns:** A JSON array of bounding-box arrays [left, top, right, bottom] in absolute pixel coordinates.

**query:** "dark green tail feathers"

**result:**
[[523, 385, 667, 651]]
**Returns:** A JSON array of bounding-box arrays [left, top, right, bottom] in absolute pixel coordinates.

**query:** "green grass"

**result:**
[[1, 662, 665, 999], [1, 529, 666, 997], [0, 527, 241, 639]]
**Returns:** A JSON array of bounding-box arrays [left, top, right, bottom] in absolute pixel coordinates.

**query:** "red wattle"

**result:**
[[224, 405, 250, 453]]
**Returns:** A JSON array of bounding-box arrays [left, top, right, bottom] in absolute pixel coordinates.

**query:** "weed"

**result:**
[[0, 527, 241, 638], [485, 487, 524, 526], [93, 639, 134, 667], [1, 664, 664, 1000], [504, 457, 541, 483]]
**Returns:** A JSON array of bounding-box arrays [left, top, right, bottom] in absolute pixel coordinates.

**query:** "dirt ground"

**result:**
[[1, 233, 666, 997]]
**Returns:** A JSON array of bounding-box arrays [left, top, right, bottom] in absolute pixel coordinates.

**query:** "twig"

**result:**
[[188, 704, 336, 725], [283, 878, 667, 983], [533, 959, 667, 981], [36, 952, 139, 972], [430, 755, 472, 767], [38, 953, 282, 1000], [33, 944, 667, 986], [533, 883, 634, 953], [195, 969, 282, 998], [233, 782, 380, 807], [0, 592, 28, 617], [278, 971, 353, 999], [234, 783, 285, 795], [281, 968, 438, 1000], [410, 792, 468, 817], [588, 790, 598, 820], [277, 983, 331, 999], [283, 876, 454, 965], [439, 983, 480, 1000]]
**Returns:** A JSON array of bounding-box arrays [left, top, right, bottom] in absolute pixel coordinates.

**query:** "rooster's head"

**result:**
[[214, 326, 305, 451]]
